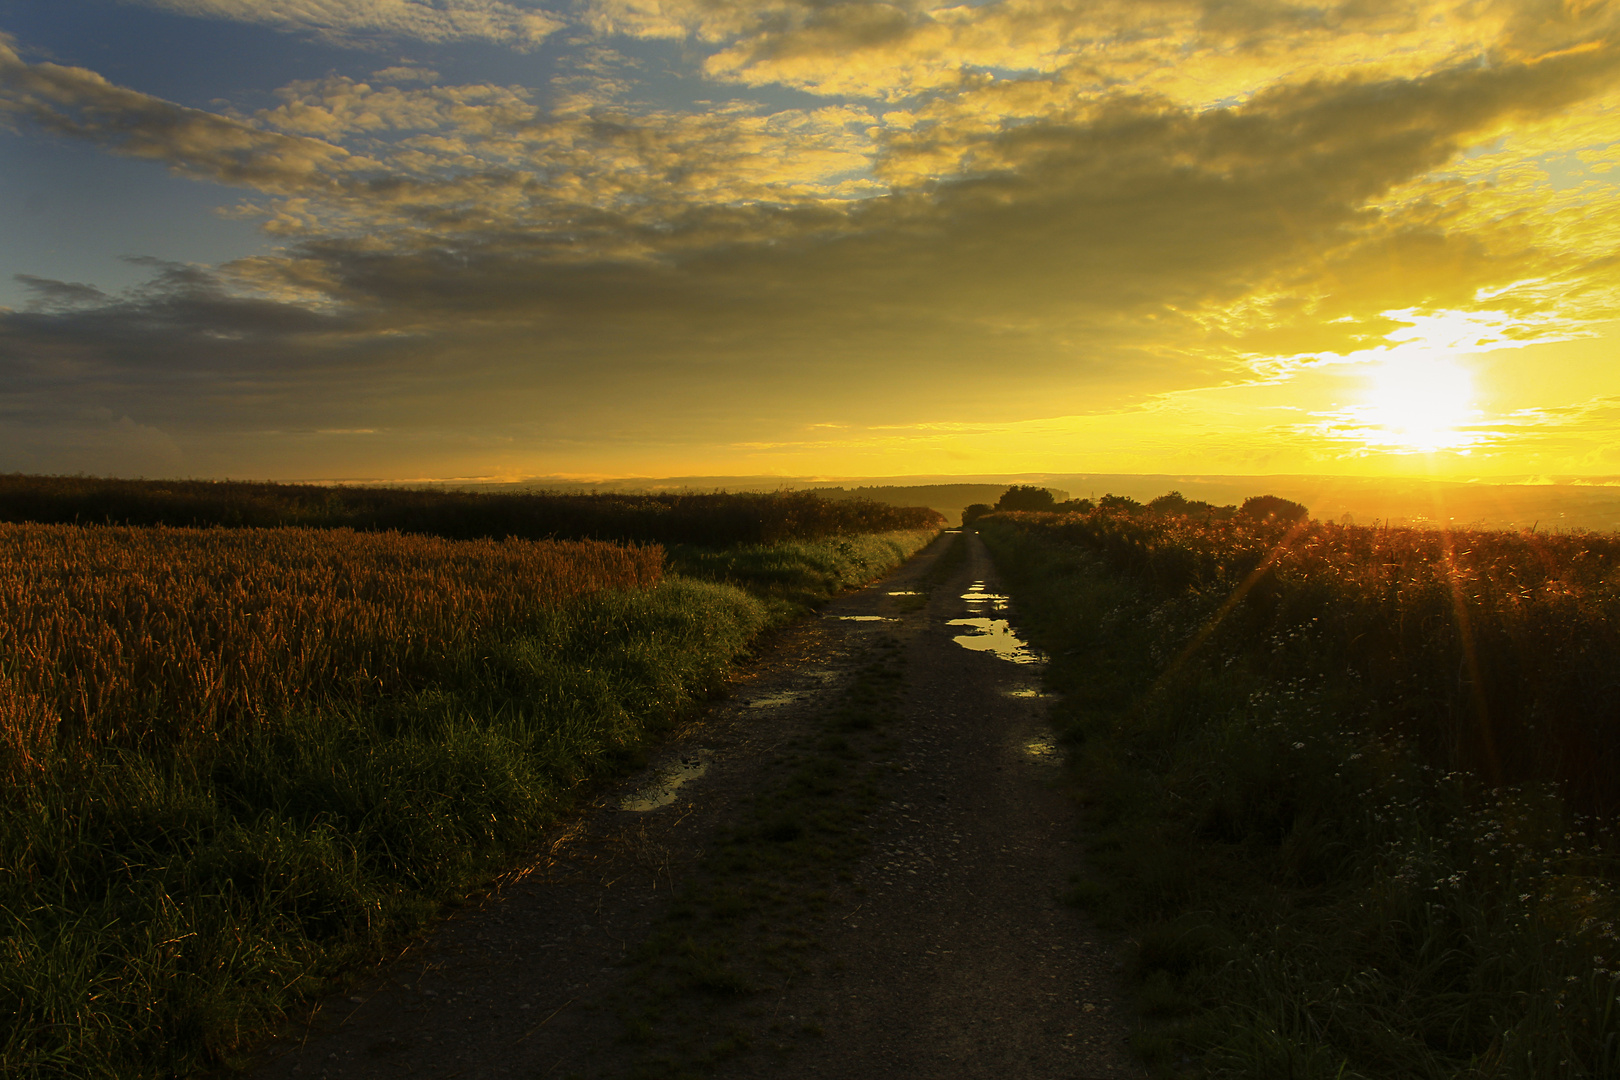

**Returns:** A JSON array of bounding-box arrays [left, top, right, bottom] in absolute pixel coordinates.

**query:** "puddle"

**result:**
[[949, 580, 1043, 663], [619, 754, 709, 812], [960, 582, 1010, 610], [948, 618, 1043, 663], [825, 615, 898, 622], [886, 590, 923, 596], [1022, 737, 1061, 764], [1004, 687, 1045, 699], [750, 690, 805, 708]]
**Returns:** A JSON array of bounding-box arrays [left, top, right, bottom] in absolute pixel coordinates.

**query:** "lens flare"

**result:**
[[1303, 352, 1487, 456], [1355, 356, 1480, 453]]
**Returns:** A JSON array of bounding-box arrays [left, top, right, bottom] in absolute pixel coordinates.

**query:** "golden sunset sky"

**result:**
[[1, 0, 1617, 482]]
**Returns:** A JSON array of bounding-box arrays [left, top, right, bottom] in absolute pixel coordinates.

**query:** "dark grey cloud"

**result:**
[[14, 274, 109, 311]]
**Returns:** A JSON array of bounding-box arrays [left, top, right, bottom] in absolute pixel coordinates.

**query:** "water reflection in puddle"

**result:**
[[750, 690, 805, 708], [886, 590, 922, 596], [1023, 737, 1060, 764], [949, 580, 1043, 663], [825, 615, 898, 622], [1005, 687, 1045, 699], [948, 618, 1043, 663], [620, 755, 709, 812], [960, 582, 1010, 609]]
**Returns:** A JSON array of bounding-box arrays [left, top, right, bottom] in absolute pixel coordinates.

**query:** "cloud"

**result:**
[[14, 275, 109, 311], [0, 35, 355, 192], [10, 44, 1618, 445], [0, 412, 187, 476], [130, 0, 564, 49], [371, 65, 442, 84], [585, 0, 1529, 103], [2, 0, 1619, 476]]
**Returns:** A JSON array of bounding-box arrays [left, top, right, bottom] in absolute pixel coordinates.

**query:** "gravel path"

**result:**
[[247, 530, 1144, 1080]]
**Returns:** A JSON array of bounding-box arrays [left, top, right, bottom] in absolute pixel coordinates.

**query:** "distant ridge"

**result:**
[[324, 472, 1620, 531]]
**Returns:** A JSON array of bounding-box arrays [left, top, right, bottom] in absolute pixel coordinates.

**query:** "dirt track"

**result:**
[[249, 530, 1144, 1079]]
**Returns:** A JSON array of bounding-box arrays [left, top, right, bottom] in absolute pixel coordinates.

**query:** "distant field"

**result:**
[[811, 483, 1069, 526], [1035, 473, 1620, 533], [981, 504, 1620, 1077], [0, 474, 941, 544], [400, 470, 1620, 532], [0, 492, 938, 1079]]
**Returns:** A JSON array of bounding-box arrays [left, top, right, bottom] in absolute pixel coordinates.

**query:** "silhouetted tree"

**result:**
[[1237, 494, 1310, 523], [1148, 491, 1190, 515], [995, 486, 1057, 512], [961, 503, 995, 525], [1097, 493, 1143, 514]]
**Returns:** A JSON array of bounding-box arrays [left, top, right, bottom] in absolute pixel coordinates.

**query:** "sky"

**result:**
[[1, 0, 1618, 483]]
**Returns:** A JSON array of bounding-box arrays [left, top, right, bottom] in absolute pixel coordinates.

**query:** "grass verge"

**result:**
[[977, 519, 1620, 1080], [1, 531, 934, 1079], [669, 529, 939, 619]]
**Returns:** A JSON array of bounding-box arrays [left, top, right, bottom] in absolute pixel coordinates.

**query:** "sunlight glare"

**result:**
[[1356, 355, 1480, 453]]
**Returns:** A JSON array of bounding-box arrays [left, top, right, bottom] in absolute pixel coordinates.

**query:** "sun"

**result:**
[[1352, 354, 1482, 454]]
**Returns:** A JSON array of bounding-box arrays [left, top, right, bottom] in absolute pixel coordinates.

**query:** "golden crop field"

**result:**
[[1008, 507, 1620, 810], [0, 523, 663, 771]]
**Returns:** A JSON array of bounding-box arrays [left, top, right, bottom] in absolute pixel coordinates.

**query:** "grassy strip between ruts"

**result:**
[[976, 519, 1620, 1080], [0, 529, 935, 1080], [605, 633, 907, 1080], [668, 530, 941, 619]]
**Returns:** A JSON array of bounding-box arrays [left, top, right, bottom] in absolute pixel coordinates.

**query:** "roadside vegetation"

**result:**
[[0, 483, 939, 1079], [979, 502, 1620, 1078]]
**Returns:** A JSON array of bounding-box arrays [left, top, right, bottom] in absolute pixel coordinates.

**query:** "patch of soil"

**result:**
[[246, 532, 1145, 1079]]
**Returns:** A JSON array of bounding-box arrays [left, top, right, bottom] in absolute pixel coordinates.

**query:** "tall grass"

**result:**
[[1002, 509, 1620, 813], [670, 530, 941, 616], [0, 475, 943, 545], [979, 511, 1620, 1079], [0, 523, 660, 763]]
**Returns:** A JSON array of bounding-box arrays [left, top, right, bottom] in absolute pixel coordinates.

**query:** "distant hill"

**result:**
[[300, 472, 1620, 533], [409, 476, 1070, 526], [811, 484, 1068, 526]]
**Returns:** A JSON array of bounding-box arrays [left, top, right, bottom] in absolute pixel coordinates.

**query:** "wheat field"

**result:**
[[0, 523, 663, 771]]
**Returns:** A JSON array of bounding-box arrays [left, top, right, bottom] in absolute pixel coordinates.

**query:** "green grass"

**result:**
[[976, 519, 1620, 1080], [0, 530, 935, 1079], [611, 635, 907, 1079], [669, 529, 939, 617]]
